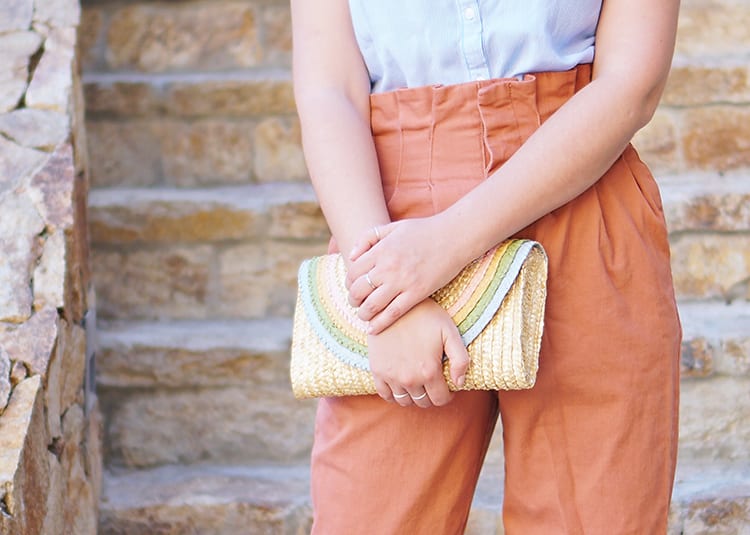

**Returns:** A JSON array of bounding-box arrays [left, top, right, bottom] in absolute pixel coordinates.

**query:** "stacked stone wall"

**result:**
[[0, 1, 101, 534]]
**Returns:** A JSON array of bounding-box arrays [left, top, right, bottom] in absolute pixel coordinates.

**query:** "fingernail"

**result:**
[[457, 375, 465, 388], [348, 248, 356, 259]]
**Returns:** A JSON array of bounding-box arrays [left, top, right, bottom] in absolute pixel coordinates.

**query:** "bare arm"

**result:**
[[347, 0, 681, 333], [291, 0, 470, 406], [290, 0, 388, 259]]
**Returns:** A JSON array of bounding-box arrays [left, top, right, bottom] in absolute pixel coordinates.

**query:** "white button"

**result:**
[[463, 7, 476, 20]]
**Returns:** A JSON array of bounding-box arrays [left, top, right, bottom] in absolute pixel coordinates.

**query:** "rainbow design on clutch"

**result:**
[[297, 239, 537, 371]]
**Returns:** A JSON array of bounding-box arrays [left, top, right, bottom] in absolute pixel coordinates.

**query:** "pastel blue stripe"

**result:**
[[298, 259, 372, 371]]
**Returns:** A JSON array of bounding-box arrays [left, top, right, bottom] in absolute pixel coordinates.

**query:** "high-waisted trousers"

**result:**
[[310, 65, 682, 535]]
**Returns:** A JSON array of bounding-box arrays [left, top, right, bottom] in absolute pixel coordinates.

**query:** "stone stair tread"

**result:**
[[96, 317, 293, 388], [658, 170, 750, 232], [95, 301, 750, 390], [88, 182, 326, 243], [679, 301, 750, 379], [679, 301, 750, 339], [88, 182, 315, 208], [83, 69, 295, 119], [99, 460, 750, 533], [82, 68, 292, 85], [99, 463, 312, 534]]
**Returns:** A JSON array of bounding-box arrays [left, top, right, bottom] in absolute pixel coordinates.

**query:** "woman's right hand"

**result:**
[[368, 299, 470, 408]]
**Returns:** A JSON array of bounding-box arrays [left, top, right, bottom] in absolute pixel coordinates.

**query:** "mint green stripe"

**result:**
[[456, 240, 525, 334], [307, 256, 368, 357]]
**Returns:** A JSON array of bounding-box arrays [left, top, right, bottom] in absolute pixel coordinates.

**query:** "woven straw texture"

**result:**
[[290, 239, 547, 399]]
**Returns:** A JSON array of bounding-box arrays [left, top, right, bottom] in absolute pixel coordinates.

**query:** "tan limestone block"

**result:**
[[680, 338, 714, 379], [268, 200, 329, 240], [0, 30, 43, 113], [88, 188, 268, 244], [44, 326, 63, 439], [164, 75, 296, 117], [0, 189, 45, 322], [722, 338, 750, 377], [160, 119, 255, 186], [77, 7, 103, 71], [632, 110, 680, 174], [40, 452, 63, 535], [0, 0, 33, 33], [679, 302, 750, 379], [0, 134, 49, 193], [0, 348, 11, 413], [663, 179, 750, 233], [676, 3, 750, 57], [28, 142, 76, 230], [663, 62, 750, 107], [0, 306, 58, 377], [682, 106, 750, 171], [83, 396, 103, 508], [0, 375, 49, 534], [670, 234, 750, 301], [60, 322, 86, 412], [253, 117, 307, 182], [92, 246, 212, 320], [33, 230, 66, 310], [262, 5, 292, 65], [25, 27, 77, 113], [98, 464, 312, 535], [0, 108, 69, 150], [218, 241, 326, 318], [102, 385, 316, 467], [83, 77, 164, 117], [96, 318, 293, 389], [676, 495, 750, 535], [106, 3, 261, 72], [85, 119, 162, 188], [679, 376, 750, 462], [60, 403, 97, 535], [32, 0, 81, 29], [9, 360, 28, 387]]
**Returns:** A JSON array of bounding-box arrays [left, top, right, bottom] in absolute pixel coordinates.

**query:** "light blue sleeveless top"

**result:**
[[348, 0, 603, 93]]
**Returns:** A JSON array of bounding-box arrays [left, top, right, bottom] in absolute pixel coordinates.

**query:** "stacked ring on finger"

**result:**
[[393, 392, 410, 400], [365, 272, 377, 290], [411, 392, 428, 401]]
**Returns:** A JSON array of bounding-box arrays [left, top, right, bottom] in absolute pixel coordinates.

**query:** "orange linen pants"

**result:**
[[310, 65, 682, 534]]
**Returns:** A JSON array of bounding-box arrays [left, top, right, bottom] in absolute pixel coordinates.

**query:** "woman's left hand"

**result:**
[[345, 216, 468, 334]]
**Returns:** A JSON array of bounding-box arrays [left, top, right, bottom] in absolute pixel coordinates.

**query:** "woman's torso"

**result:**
[[348, 0, 603, 93]]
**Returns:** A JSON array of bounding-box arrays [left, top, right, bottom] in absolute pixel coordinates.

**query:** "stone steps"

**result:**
[[88, 183, 327, 245], [97, 459, 750, 534], [88, 183, 329, 322], [98, 463, 312, 535], [86, 177, 750, 323], [94, 301, 750, 468], [96, 318, 316, 468]]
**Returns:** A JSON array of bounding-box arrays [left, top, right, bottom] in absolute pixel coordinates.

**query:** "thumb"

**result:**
[[443, 324, 470, 389]]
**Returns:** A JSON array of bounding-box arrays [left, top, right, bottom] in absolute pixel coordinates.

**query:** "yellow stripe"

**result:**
[[449, 241, 510, 324]]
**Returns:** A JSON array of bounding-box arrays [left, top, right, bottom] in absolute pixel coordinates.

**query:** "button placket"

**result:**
[[457, 0, 490, 82]]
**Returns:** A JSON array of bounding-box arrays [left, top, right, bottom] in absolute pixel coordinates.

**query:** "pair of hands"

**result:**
[[344, 217, 471, 408]]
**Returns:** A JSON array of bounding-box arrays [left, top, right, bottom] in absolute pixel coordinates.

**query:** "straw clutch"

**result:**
[[290, 239, 548, 399]]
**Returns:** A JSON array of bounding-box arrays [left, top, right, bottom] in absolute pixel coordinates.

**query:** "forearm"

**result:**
[[438, 76, 654, 264], [438, 0, 679, 266], [296, 90, 390, 258]]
